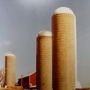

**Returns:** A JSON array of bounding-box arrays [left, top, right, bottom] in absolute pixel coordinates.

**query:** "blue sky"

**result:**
[[0, 0, 89, 88]]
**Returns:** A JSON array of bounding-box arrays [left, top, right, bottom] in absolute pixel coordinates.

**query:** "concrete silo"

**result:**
[[52, 7, 76, 90], [36, 30, 52, 90], [5, 53, 16, 86]]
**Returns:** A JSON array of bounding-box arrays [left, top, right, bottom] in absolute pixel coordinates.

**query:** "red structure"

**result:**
[[18, 72, 36, 89], [30, 72, 36, 87]]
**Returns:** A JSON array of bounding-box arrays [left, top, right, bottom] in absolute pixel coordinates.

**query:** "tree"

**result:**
[[0, 68, 5, 87]]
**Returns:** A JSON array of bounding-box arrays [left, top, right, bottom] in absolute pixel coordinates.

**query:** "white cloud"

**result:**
[[0, 40, 11, 47], [3, 40, 11, 46], [77, 60, 86, 66]]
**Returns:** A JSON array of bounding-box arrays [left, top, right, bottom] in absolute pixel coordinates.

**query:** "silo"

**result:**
[[52, 7, 76, 90], [5, 53, 16, 86], [36, 30, 52, 90]]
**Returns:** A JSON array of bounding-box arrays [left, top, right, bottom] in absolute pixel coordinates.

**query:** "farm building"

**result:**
[[18, 72, 36, 89]]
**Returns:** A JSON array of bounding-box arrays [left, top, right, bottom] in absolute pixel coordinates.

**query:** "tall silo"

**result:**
[[52, 7, 76, 90], [36, 30, 52, 90], [5, 53, 16, 86]]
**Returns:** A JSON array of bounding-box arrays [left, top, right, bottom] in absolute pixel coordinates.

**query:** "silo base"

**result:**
[[0, 86, 23, 90]]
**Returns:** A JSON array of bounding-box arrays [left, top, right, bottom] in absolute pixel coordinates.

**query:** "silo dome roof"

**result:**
[[53, 7, 74, 15], [5, 52, 15, 56], [37, 30, 52, 37]]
